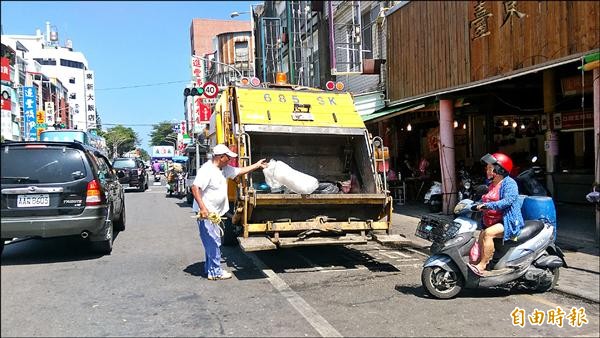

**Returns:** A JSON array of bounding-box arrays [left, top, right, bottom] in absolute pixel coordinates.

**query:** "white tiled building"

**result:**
[[2, 26, 95, 131]]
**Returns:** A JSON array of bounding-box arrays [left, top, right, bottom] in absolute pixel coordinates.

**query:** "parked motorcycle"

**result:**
[[417, 198, 565, 299], [424, 181, 443, 213], [515, 156, 548, 196], [457, 169, 472, 201], [176, 172, 186, 197]]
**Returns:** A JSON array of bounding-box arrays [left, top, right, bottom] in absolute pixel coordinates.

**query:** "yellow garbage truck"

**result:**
[[207, 75, 399, 251]]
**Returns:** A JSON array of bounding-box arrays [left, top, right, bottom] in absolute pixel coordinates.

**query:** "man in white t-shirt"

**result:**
[[191, 144, 267, 280]]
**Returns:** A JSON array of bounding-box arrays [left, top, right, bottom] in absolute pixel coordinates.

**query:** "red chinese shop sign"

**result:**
[[196, 98, 212, 123], [1, 57, 10, 82]]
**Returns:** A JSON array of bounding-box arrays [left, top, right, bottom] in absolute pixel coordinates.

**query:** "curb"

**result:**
[[553, 286, 600, 304]]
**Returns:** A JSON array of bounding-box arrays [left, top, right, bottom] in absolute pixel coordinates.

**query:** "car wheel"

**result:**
[[0, 238, 7, 254], [91, 224, 113, 255], [114, 203, 126, 232]]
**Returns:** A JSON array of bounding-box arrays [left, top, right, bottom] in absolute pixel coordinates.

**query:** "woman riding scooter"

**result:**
[[469, 152, 525, 276]]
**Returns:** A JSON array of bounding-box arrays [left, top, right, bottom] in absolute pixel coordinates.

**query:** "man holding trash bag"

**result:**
[[191, 144, 267, 280]]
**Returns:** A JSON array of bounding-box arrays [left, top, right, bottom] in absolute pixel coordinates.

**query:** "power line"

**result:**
[[96, 80, 189, 91]]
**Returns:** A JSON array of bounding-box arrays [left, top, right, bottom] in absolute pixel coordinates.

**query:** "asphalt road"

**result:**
[[2, 181, 599, 337]]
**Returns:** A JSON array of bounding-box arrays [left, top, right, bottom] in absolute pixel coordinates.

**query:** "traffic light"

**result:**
[[184, 87, 204, 97], [191, 87, 204, 96]]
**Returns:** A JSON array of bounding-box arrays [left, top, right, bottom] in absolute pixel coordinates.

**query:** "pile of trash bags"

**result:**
[[260, 159, 364, 195]]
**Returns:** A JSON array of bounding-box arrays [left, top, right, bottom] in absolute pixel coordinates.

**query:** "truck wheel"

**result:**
[[421, 266, 463, 299], [221, 217, 239, 246]]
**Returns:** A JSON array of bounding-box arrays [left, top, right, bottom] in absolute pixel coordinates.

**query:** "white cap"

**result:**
[[212, 144, 237, 158]]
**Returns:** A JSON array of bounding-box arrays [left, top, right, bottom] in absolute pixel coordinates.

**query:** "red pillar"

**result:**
[[593, 68, 599, 241], [439, 99, 457, 214]]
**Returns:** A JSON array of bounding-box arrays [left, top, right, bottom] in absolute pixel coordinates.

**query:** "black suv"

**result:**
[[112, 158, 149, 192], [1, 141, 126, 255]]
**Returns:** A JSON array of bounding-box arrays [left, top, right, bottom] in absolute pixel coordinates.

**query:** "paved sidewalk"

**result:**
[[389, 202, 600, 303]]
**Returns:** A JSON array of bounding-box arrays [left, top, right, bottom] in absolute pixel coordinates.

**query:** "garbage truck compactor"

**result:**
[[208, 81, 396, 251]]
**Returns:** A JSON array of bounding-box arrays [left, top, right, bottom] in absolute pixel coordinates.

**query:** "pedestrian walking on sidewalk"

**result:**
[[191, 144, 268, 280]]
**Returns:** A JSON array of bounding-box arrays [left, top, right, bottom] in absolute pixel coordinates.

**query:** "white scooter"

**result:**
[[417, 198, 565, 299]]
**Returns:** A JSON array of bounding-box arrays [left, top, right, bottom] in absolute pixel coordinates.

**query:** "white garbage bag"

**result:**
[[267, 159, 319, 194], [263, 159, 282, 192]]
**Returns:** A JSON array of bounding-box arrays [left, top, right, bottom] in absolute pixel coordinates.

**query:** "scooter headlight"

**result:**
[[464, 181, 471, 189]]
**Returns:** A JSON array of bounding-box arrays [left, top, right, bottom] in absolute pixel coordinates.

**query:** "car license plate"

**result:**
[[17, 194, 50, 207]]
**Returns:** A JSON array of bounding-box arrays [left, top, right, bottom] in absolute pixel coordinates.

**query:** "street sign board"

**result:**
[[203, 82, 218, 98], [196, 101, 212, 123], [151, 145, 174, 158], [23, 87, 37, 140], [45, 102, 55, 125], [201, 98, 218, 104], [36, 110, 45, 124], [191, 56, 204, 87]]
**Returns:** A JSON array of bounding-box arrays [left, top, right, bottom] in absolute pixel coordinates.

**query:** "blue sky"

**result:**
[[1, 1, 256, 152]]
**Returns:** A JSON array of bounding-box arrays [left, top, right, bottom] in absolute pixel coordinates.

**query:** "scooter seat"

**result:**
[[514, 220, 545, 243], [493, 220, 545, 257]]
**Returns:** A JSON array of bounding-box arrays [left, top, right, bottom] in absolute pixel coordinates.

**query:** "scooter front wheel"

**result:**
[[422, 266, 464, 299]]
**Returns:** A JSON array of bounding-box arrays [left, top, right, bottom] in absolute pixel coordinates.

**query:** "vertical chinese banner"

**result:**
[[84, 70, 96, 130], [196, 99, 211, 123], [1, 87, 11, 110], [191, 56, 204, 86], [45, 102, 55, 127], [36, 110, 45, 139], [23, 87, 37, 140], [181, 120, 187, 135], [1, 86, 12, 139]]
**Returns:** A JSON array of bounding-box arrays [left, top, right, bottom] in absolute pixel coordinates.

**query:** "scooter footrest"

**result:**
[[485, 268, 514, 276]]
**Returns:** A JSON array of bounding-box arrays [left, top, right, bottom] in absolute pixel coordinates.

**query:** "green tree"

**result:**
[[103, 125, 139, 158], [149, 121, 177, 147], [138, 148, 150, 161], [96, 111, 103, 131]]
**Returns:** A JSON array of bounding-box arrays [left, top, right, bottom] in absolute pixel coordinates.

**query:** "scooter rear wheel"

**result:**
[[422, 266, 464, 299], [536, 268, 560, 293]]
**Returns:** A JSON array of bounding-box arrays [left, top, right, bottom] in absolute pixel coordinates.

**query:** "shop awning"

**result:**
[[361, 102, 427, 123], [386, 51, 596, 109]]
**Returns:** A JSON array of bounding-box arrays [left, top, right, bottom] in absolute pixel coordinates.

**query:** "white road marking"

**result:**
[[378, 250, 411, 259], [244, 252, 343, 337], [283, 266, 368, 274], [404, 247, 431, 257]]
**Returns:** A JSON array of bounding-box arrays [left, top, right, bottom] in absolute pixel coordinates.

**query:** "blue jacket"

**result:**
[[483, 176, 525, 241]]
